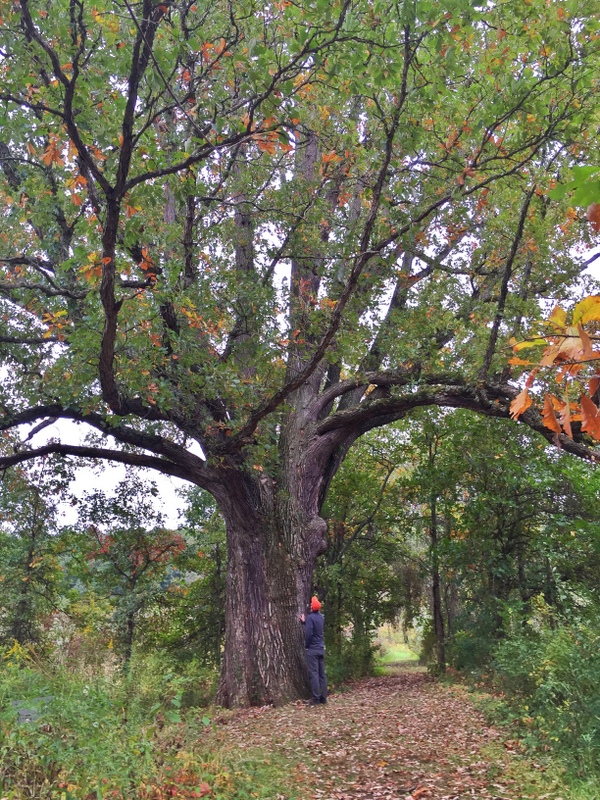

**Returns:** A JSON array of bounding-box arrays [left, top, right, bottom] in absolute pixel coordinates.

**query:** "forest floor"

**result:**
[[210, 667, 566, 800]]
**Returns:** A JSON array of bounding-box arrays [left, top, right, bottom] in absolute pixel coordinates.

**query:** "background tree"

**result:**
[[0, 0, 599, 704], [72, 476, 185, 666], [0, 458, 70, 646], [387, 410, 596, 669], [140, 487, 226, 669], [318, 408, 600, 674]]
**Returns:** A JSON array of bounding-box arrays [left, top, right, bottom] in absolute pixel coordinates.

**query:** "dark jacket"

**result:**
[[304, 610, 325, 652]]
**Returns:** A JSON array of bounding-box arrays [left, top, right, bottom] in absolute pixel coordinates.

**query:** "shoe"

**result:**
[[319, 698, 327, 704]]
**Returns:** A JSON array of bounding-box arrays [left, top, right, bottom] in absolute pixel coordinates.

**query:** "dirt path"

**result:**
[[212, 671, 557, 800]]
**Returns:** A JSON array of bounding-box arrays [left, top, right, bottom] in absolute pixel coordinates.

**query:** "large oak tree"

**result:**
[[0, 0, 599, 705]]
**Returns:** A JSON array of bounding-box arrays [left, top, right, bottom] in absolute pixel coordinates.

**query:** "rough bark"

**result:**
[[217, 507, 309, 706], [213, 456, 328, 706]]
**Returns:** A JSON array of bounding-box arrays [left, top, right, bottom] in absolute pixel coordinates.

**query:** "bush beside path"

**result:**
[[211, 671, 563, 800]]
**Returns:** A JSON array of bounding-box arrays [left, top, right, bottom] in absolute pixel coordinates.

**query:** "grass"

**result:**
[[375, 625, 420, 667], [377, 641, 419, 663]]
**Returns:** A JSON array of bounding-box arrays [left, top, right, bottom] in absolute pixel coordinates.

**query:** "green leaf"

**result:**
[[572, 180, 600, 207]]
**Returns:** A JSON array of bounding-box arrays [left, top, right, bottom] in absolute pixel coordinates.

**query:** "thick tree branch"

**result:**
[[0, 280, 87, 300], [479, 185, 536, 379], [0, 334, 60, 345], [0, 404, 191, 463], [0, 404, 225, 491], [219, 44, 410, 452], [0, 442, 193, 481], [315, 381, 600, 463], [313, 368, 463, 415]]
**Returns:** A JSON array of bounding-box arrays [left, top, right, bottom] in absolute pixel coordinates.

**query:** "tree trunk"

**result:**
[[429, 495, 446, 671], [122, 609, 136, 669], [214, 466, 328, 707]]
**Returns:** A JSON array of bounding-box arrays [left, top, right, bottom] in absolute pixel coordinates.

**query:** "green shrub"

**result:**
[[325, 635, 378, 685], [492, 606, 600, 776], [447, 628, 498, 671], [0, 643, 155, 797], [125, 650, 219, 712]]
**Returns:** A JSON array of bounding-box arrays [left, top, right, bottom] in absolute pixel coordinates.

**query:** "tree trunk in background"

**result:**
[[122, 609, 136, 669], [429, 495, 446, 671]]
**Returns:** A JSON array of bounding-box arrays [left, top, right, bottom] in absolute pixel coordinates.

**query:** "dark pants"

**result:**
[[306, 649, 327, 703]]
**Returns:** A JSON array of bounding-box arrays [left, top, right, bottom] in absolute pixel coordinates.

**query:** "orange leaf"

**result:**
[[557, 326, 585, 361], [542, 394, 562, 434], [525, 367, 538, 388], [510, 387, 532, 419], [256, 138, 276, 154], [412, 788, 431, 799], [41, 136, 65, 167], [559, 397, 573, 438], [581, 395, 600, 439], [548, 393, 565, 412], [508, 356, 533, 366], [586, 202, 600, 233], [90, 145, 106, 161], [589, 377, 600, 397], [139, 247, 157, 281], [540, 343, 561, 367], [577, 323, 597, 361]]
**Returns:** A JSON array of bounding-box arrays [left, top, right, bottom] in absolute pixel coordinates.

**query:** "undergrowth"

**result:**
[[0, 642, 295, 800], [457, 602, 600, 800], [473, 690, 599, 800]]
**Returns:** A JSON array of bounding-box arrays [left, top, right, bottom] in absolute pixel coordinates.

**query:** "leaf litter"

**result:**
[[208, 670, 560, 800]]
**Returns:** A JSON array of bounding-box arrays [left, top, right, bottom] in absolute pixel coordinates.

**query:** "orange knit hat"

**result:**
[[311, 596, 321, 611]]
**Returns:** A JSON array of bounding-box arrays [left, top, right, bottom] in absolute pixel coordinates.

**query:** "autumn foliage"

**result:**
[[510, 296, 600, 442]]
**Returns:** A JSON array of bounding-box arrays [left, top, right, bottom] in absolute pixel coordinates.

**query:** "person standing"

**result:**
[[300, 596, 327, 705]]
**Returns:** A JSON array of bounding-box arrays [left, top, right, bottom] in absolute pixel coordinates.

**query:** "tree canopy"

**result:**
[[1, 0, 600, 705]]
